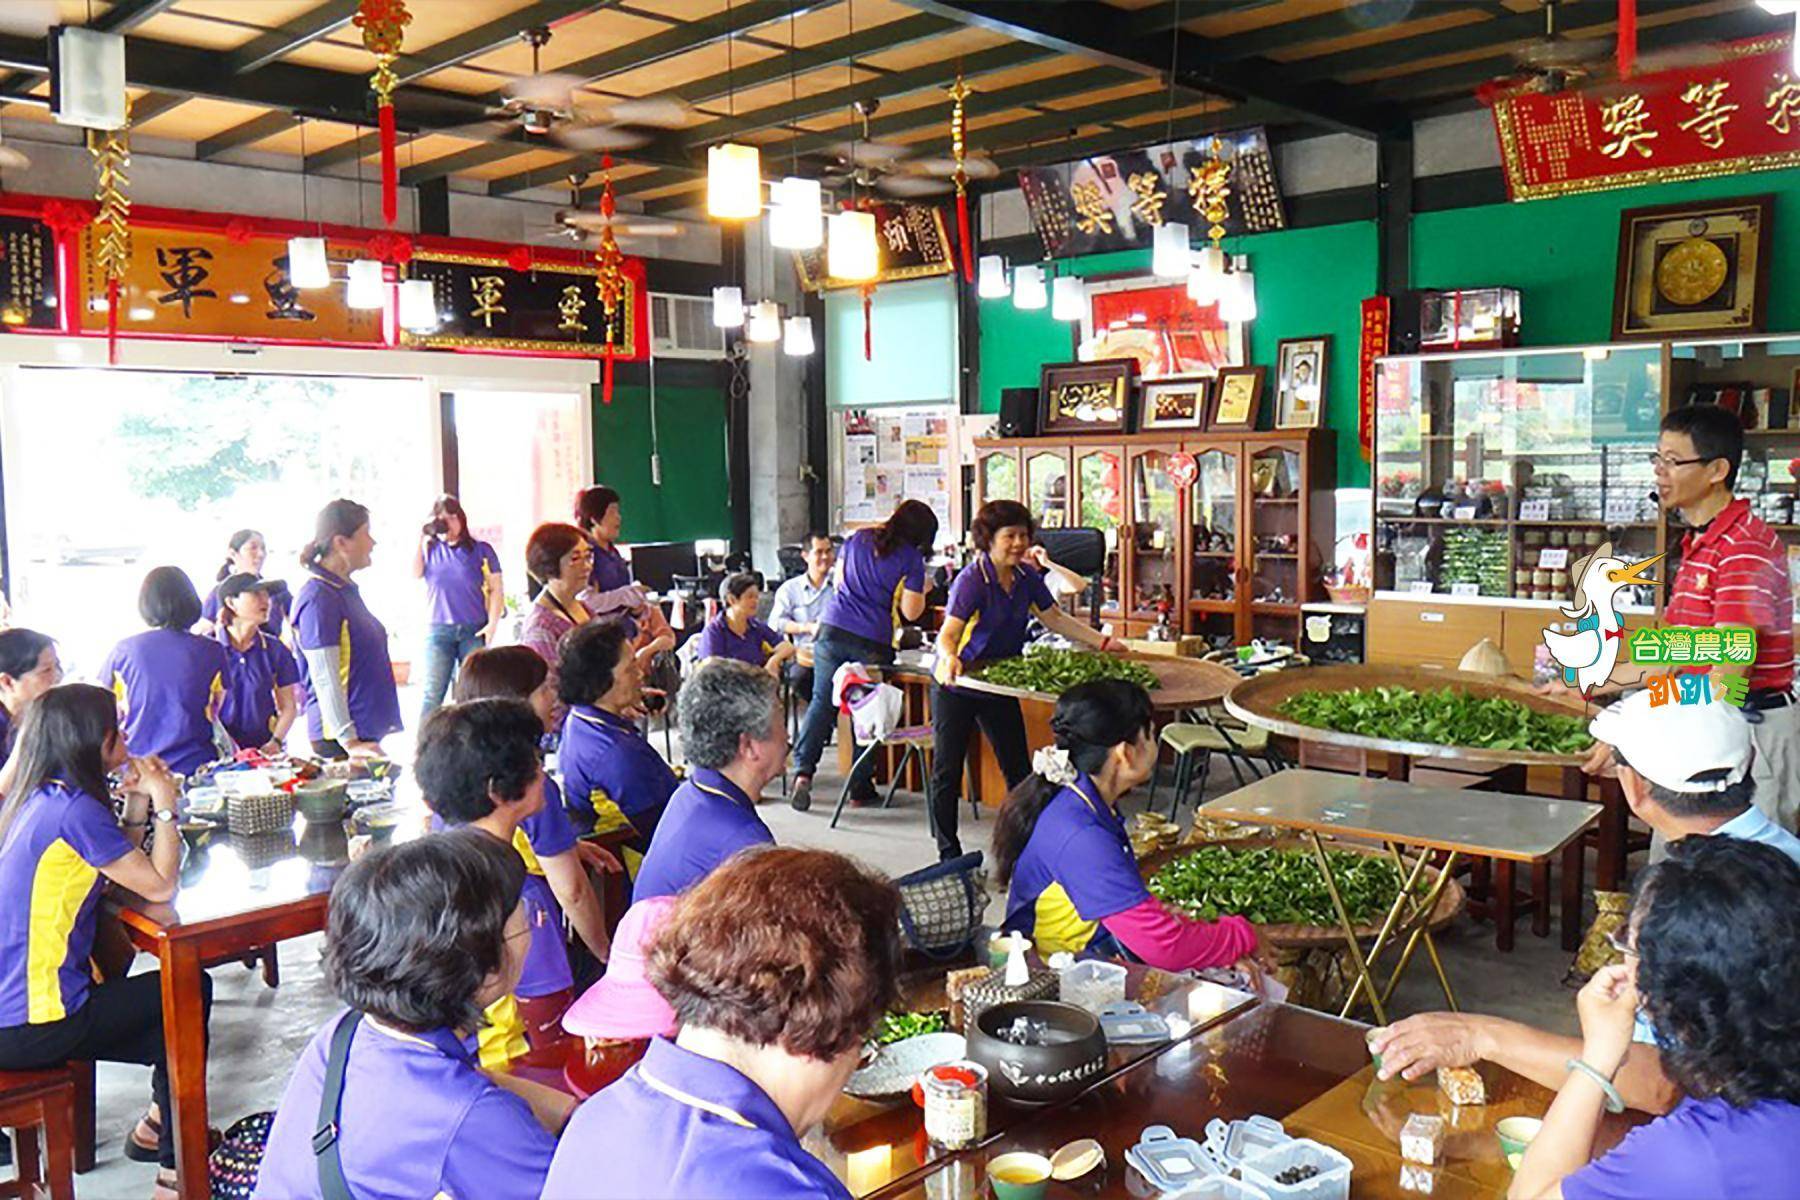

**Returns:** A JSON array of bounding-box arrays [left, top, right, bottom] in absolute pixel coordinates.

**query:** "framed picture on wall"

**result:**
[[1274, 336, 1328, 429], [1079, 275, 1248, 381], [1039, 359, 1136, 435], [1611, 194, 1772, 341], [1210, 366, 1266, 430], [1139, 378, 1211, 431]]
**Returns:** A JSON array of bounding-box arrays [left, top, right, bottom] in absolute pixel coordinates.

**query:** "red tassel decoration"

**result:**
[[1617, 0, 1637, 80], [956, 190, 974, 281], [378, 103, 398, 226], [106, 277, 120, 365], [602, 349, 614, 405], [862, 285, 873, 361]]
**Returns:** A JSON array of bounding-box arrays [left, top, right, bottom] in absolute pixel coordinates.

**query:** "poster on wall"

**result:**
[[1487, 33, 1800, 201], [402, 251, 646, 356], [0, 215, 59, 331], [836, 405, 953, 534], [78, 225, 384, 344], [1018, 128, 1285, 260], [1079, 277, 1247, 380]]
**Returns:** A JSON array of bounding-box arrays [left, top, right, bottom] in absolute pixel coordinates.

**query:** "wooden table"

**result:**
[[1200, 771, 1600, 1025], [112, 828, 343, 1200], [869, 1002, 1649, 1199]]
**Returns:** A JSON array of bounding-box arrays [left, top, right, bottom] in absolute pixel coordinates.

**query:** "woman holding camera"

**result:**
[[412, 495, 504, 722]]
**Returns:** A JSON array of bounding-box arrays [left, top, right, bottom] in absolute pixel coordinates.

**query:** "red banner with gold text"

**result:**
[[1486, 34, 1800, 201], [1358, 296, 1389, 464]]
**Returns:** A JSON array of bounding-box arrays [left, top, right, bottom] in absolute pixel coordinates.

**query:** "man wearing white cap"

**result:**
[[1365, 690, 1800, 1116]]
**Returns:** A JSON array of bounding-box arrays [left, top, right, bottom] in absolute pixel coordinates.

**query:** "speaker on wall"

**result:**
[[998, 387, 1038, 437]]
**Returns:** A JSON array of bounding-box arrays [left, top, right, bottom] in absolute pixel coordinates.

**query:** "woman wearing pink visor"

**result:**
[[561, 896, 679, 1089]]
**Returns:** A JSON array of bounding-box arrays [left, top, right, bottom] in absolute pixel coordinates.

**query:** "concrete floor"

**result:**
[[62, 751, 1593, 1198]]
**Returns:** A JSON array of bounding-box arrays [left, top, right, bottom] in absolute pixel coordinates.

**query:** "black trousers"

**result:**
[[928, 683, 1030, 861], [0, 970, 214, 1169]]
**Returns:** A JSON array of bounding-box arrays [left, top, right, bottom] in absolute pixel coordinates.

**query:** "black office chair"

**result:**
[[1037, 527, 1108, 628], [776, 544, 806, 581]]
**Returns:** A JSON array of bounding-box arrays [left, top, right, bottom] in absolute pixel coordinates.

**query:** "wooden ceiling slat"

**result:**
[[652, 12, 956, 106], [1203, 1, 1494, 64], [394, 1, 623, 87], [196, 110, 293, 159], [221, 0, 360, 74]]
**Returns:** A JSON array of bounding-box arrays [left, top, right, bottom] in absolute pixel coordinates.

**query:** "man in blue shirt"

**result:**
[[1370, 690, 1797, 1115]]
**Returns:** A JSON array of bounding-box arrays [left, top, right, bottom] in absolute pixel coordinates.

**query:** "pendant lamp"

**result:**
[[1051, 274, 1084, 322], [707, 143, 762, 220], [783, 315, 814, 356], [977, 254, 1010, 299], [769, 177, 823, 250], [712, 285, 745, 329], [827, 210, 879, 281], [287, 236, 330, 290], [1187, 245, 1226, 305], [746, 300, 781, 343], [346, 258, 385, 310], [1218, 265, 1257, 323], [1012, 264, 1047, 310], [1151, 221, 1190, 278], [397, 279, 438, 332]]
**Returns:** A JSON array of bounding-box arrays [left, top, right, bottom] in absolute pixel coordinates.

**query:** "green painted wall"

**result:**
[[593, 383, 732, 543], [976, 221, 1380, 487], [1412, 167, 1800, 347]]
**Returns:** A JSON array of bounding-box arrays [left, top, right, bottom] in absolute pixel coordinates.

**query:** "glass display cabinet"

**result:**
[[1025, 448, 1071, 532], [1074, 447, 1124, 613], [1188, 445, 1239, 649], [1127, 447, 1179, 622], [976, 446, 1018, 508]]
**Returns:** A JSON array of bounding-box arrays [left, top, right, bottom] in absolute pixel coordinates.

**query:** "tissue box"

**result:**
[[1437, 1065, 1486, 1106], [1399, 1113, 1445, 1165]]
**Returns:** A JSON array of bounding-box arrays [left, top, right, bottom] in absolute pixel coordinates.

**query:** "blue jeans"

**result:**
[[420, 621, 486, 719], [792, 624, 894, 792]]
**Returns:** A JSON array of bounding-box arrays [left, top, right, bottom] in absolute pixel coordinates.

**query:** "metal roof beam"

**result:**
[[225, 0, 362, 74]]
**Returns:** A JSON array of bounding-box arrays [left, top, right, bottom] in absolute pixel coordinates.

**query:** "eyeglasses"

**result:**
[[1604, 929, 1639, 959], [1645, 452, 1712, 471]]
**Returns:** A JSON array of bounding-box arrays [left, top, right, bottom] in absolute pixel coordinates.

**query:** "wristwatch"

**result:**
[[151, 807, 178, 824]]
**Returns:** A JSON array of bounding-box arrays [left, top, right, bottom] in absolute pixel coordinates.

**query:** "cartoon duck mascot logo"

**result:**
[[1541, 541, 1663, 698]]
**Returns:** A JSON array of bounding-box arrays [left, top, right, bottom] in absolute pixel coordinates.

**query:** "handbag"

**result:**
[[207, 1112, 275, 1200], [312, 1011, 362, 1200], [892, 852, 989, 960]]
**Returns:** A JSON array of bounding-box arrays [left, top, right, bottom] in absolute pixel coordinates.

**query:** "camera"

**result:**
[[423, 518, 449, 537]]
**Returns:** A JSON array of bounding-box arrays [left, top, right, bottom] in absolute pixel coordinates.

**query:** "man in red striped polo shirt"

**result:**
[[1578, 405, 1798, 834]]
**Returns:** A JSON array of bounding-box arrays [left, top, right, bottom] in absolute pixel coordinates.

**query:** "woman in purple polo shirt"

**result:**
[[544, 847, 900, 1199], [0, 685, 199, 1197], [101, 567, 229, 776], [518, 522, 594, 723], [0, 628, 61, 760], [695, 572, 795, 677], [213, 574, 299, 754], [291, 499, 402, 760], [789, 499, 937, 814], [556, 620, 677, 858], [412, 494, 504, 722], [1510, 836, 1800, 1200], [575, 484, 677, 667], [928, 499, 1120, 860], [254, 832, 561, 1200], [196, 529, 290, 639]]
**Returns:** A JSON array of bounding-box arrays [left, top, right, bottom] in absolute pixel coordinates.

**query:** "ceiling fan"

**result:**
[[1486, 0, 1726, 96], [815, 97, 999, 199], [531, 173, 683, 250], [448, 27, 691, 150]]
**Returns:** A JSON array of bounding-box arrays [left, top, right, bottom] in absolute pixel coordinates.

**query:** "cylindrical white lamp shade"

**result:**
[[783, 314, 814, 356], [288, 236, 330, 290], [707, 143, 762, 220], [746, 300, 781, 343], [1218, 268, 1257, 323], [397, 278, 438, 331], [977, 254, 1010, 299], [1152, 221, 1190, 278], [346, 258, 385, 310], [827, 210, 879, 282], [1186, 244, 1226, 305], [768, 176, 823, 250], [1051, 273, 1084, 321], [712, 285, 745, 328], [1013, 264, 1047, 310]]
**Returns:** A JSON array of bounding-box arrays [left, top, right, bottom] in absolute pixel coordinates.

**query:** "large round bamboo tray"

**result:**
[[1223, 663, 1592, 769], [1137, 835, 1466, 949], [958, 651, 1242, 710]]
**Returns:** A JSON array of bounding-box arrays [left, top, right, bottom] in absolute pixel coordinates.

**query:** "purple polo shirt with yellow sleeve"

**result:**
[[820, 527, 924, 644], [543, 1036, 852, 1200], [633, 767, 773, 901], [0, 783, 134, 1026], [1001, 773, 1147, 959], [695, 614, 784, 668], [557, 704, 677, 865], [101, 628, 229, 775], [291, 566, 403, 745], [422, 538, 501, 627], [946, 554, 1054, 665], [253, 1016, 553, 1200], [215, 627, 300, 751]]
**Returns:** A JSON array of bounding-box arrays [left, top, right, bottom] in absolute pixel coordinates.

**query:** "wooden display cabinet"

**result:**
[[973, 429, 1335, 646]]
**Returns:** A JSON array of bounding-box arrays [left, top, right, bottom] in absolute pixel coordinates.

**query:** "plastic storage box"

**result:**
[[1203, 1115, 1290, 1171], [1059, 960, 1128, 1013], [1169, 1176, 1272, 1200], [1239, 1138, 1353, 1200]]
